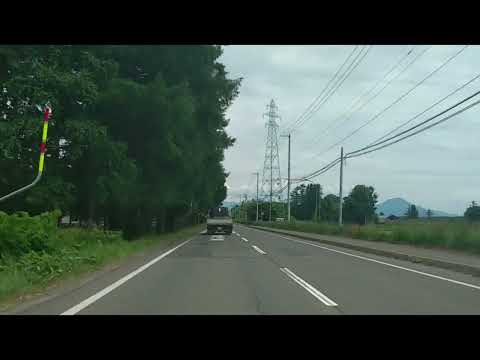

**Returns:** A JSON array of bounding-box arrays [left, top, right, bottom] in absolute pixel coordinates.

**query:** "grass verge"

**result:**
[[253, 220, 480, 255], [0, 224, 202, 308]]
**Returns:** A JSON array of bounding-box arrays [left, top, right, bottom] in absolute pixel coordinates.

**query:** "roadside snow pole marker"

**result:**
[[0, 105, 52, 203], [38, 106, 51, 174]]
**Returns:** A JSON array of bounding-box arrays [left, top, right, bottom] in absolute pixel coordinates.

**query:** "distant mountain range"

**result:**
[[376, 198, 458, 218]]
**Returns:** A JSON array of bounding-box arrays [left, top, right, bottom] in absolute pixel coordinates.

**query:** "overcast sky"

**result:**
[[219, 45, 480, 215]]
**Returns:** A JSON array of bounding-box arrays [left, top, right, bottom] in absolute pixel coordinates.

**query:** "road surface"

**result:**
[[12, 225, 480, 314]]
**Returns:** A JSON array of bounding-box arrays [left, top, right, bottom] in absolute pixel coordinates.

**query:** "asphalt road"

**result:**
[[13, 224, 480, 315]]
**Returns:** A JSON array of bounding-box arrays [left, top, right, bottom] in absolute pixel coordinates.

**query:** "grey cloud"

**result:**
[[220, 45, 480, 214]]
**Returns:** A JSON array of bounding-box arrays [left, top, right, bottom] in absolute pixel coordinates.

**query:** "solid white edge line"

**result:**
[[241, 237, 248, 242], [280, 267, 338, 306], [249, 228, 480, 291], [252, 245, 266, 255], [61, 238, 193, 315]]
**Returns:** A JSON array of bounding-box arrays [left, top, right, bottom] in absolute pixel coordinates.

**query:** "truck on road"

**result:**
[[206, 206, 233, 235]]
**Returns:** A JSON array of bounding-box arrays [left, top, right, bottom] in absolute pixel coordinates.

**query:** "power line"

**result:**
[[283, 46, 361, 133], [279, 157, 341, 192], [290, 45, 431, 173], [347, 97, 480, 158], [290, 46, 372, 133], [285, 88, 480, 187], [341, 46, 415, 113], [283, 46, 359, 132], [292, 46, 372, 130], [311, 45, 469, 160], [346, 89, 480, 158], [366, 72, 480, 146], [303, 157, 342, 180], [275, 156, 341, 195], [300, 45, 421, 150]]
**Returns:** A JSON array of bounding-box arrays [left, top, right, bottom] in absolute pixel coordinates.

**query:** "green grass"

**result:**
[[0, 223, 202, 307], [255, 219, 480, 254]]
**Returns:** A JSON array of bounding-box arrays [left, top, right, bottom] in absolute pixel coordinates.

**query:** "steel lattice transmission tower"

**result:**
[[261, 99, 282, 221]]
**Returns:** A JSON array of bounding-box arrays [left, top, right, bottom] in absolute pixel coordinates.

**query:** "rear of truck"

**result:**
[[206, 206, 233, 235]]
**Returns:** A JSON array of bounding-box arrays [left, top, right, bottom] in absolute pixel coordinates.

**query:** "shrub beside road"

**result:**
[[0, 210, 201, 306]]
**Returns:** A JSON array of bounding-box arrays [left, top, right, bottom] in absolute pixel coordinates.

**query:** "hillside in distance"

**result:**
[[376, 198, 458, 217]]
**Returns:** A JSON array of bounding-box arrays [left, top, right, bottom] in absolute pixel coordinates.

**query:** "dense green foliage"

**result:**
[[233, 182, 378, 225], [0, 210, 202, 304], [0, 210, 60, 257], [291, 183, 322, 221], [321, 194, 340, 222], [233, 200, 287, 222], [288, 183, 376, 225], [342, 185, 378, 225], [0, 46, 241, 238], [405, 204, 419, 219]]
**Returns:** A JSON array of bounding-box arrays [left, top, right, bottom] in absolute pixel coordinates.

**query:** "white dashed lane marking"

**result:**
[[209, 235, 224, 242], [252, 245, 266, 255], [280, 267, 338, 307]]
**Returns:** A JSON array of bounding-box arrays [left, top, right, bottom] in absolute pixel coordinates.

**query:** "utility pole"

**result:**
[[317, 184, 322, 222], [287, 133, 291, 222], [339, 146, 344, 226], [239, 195, 243, 222], [244, 193, 248, 222], [281, 134, 291, 222], [253, 172, 259, 222]]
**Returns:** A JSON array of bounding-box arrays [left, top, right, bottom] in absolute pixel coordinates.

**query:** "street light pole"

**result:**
[[244, 193, 248, 222], [253, 172, 259, 222], [281, 134, 291, 222], [239, 195, 242, 222], [339, 146, 344, 226]]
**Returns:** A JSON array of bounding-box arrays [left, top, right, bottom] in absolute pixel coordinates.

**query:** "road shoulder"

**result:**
[[0, 228, 202, 315], [248, 225, 480, 277]]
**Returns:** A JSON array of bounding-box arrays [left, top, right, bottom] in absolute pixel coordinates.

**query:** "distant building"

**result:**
[[386, 214, 400, 221]]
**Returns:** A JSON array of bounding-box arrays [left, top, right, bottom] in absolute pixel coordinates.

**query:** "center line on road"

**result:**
[[252, 245, 266, 255], [60, 238, 193, 315], [241, 237, 249, 242], [280, 267, 338, 306]]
